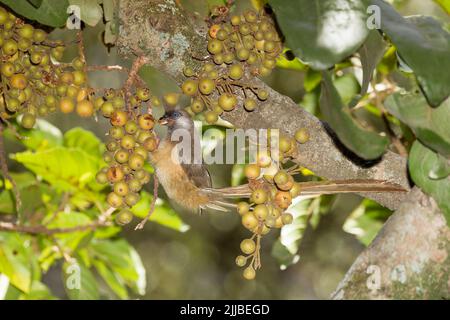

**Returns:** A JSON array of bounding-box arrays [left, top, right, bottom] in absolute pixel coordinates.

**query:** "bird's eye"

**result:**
[[172, 111, 181, 118]]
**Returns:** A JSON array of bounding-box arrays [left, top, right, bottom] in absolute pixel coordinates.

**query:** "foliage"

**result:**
[[0, 125, 187, 299]]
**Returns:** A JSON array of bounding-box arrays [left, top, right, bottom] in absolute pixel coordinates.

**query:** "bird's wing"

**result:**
[[182, 163, 212, 188]]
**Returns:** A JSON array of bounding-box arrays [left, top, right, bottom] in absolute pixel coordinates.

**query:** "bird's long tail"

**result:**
[[202, 179, 407, 200]]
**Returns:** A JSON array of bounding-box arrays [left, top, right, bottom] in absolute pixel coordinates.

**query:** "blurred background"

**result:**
[[3, 0, 448, 299]]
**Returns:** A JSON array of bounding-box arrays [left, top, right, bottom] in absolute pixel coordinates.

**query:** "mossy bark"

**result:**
[[332, 188, 449, 299]]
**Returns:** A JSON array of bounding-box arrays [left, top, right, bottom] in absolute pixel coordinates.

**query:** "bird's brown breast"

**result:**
[[149, 141, 210, 212]]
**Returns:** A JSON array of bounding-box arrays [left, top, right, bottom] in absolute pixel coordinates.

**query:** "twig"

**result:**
[[373, 80, 408, 157], [0, 121, 21, 214], [86, 65, 129, 72], [50, 236, 73, 263], [76, 30, 86, 65], [76, 29, 90, 89], [43, 192, 71, 226], [1, 118, 26, 140], [0, 220, 110, 235], [99, 206, 117, 223], [124, 56, 150, 113], [135, 176, 159, 230]]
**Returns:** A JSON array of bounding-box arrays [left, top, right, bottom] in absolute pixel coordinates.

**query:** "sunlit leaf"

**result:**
[[13, 147, 101, 193], [276, 48, 307, 71], [343, 199, 392, 246], [90, 239, 146, 296], [272, 197, 320, 269], [0, 233, 33, 293], [231, 164, 245, 187], [130, 191, 190, 232], [19, 281, 56, 300], [434, 0, 450, 14], [15, 119, 63, 151], [92, 259, 128, 299], [47, 212, 93, 250], [303, 68, 322, 92], [63, 127, 102, 158]]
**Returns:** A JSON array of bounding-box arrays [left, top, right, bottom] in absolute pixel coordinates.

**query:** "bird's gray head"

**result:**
[[158, 110, 194, 134]]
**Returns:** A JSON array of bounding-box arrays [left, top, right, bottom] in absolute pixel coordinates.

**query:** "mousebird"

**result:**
[[149, 110, 406, 213]]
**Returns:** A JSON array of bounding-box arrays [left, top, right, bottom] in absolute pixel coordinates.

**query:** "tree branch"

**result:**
[[0, 220, 110, 235], [0, 207, 116, 236], [332, 188, 450, 299], [117, 0, 410, 211]]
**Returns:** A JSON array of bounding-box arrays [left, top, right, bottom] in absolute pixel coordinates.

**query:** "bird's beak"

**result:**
[[158, 115, 169, 125]]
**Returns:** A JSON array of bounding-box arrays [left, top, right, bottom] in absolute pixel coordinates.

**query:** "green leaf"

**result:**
[[0, 233, 33, 293], [409, 141, 450, 225], [104, 20, 118, 44], [19, 281, 56, 300], [0, 191, 14, 214], [303, 68, 322, 92], [47, 212, 93, 250], [279, 199, 312, 255], [130, 191, 189, 232], [90, 240, 130, 270], [17, 119, 63, 151], [385, 93, 450, 157], [358, 31, 386, 97], [231, 164, 245, 187], [63, 260, 99, 300], [372, 0, 450, 107], [333, 73, 360, 105], [434, 0, 450, 15], [63, 127, 102, 157], [429, 154, 450, 180], [343, 199, 392, 246], [26, 0, 43, 9], [0, 172, 52, 216], [92, 260, 128, 299], [272, 197, 325, 269], [13, 147, 101, 193], [90, 239, 146, 295], [320, 72, 389, 159], [0, 0, 69, 27], [102, 0, 117, 21], [69, 0, 103, 27], [270, 0, 369, 70], [275, 48, 307, 71]]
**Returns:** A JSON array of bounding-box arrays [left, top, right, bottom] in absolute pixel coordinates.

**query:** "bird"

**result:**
[[150, 109, 407, 213]]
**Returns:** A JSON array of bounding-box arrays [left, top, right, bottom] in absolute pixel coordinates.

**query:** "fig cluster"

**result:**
[[0, 8, 89, 128], [236, 130, 310, 280], [181, 9, 281, 124], [95, 88, 158, 226]]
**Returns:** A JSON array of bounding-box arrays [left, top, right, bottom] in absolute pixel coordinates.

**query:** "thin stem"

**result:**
[[135, 176, 159, 230]]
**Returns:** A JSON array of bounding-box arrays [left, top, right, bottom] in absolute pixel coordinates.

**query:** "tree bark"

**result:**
[[117, 0, 449, 299], [332, 188, 450, 299]]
